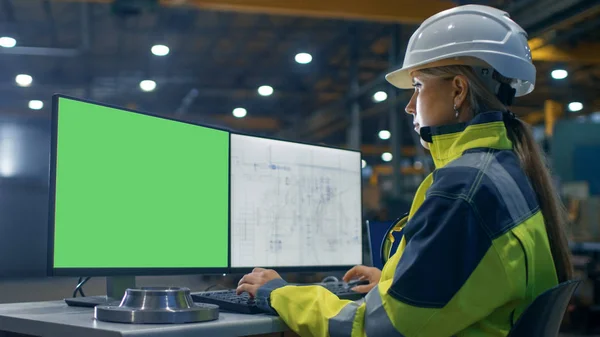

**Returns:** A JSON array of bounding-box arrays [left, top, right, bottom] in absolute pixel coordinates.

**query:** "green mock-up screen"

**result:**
[[52, 97, 229, 269]]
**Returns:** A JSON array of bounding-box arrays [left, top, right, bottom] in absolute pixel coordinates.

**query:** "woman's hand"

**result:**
[[236, 268, 282, 297], [342, 265, 382, 293]]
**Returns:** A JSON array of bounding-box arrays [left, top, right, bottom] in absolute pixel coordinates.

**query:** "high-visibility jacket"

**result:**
[[256, 111, 559, 337]]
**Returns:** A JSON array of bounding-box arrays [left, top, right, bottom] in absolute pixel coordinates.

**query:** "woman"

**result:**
[[237, 4, 573, 336]]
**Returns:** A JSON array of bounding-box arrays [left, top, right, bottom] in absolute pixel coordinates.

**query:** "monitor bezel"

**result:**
[[227, 131, 364, 274], [48, 94, 231, 277]]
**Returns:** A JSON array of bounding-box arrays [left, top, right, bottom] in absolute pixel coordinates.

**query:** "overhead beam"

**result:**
[[166, 0, 455, 24], [530, 41, 600, 63], [56, 0, 455, 24]]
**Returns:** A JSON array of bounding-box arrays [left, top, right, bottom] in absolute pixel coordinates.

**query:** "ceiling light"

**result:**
[[233, 107, 247, 118], [378, 130, 391, 140], [568, 102, 583, 112], [151, 44, 169, 56], [258, 85, 274, 96], [295, 52, 312, 64], [15, 74, 32, 87], [0, 37, 16, 48], [373, 91, 388, 102], [28, 100, 43, 110], [381, 152, 393, 162], [140, 80, 156, 92], [361, 160, 367, 169], [551, 69, 568, 80]]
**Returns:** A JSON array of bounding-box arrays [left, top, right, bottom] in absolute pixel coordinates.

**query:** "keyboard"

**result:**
[[191, 281, 367, 314]]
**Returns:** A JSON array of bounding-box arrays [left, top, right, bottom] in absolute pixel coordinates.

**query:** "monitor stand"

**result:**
[[64, 276, 136, 308]]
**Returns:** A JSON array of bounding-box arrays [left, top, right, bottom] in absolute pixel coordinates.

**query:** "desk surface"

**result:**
[[0, 300, 289, 337]]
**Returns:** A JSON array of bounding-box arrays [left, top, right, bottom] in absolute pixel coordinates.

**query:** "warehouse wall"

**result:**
[[552, 119, 600, 194]]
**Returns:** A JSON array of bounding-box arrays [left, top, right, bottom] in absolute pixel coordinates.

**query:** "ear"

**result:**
[[452, 75, 469, 109]]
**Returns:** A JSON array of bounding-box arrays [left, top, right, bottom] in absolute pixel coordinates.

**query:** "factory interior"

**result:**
[[2, 0, 600, 336]]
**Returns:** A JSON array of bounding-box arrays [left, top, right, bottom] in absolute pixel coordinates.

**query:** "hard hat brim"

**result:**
[[385, 56, 493, 89]]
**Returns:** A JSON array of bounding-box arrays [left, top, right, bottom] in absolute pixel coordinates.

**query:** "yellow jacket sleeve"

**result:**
[[255, 194, 523, 337]]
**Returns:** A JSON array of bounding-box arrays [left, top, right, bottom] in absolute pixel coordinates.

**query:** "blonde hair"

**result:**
[[418, 65, 506, 114], [418, 65, 573, 283]]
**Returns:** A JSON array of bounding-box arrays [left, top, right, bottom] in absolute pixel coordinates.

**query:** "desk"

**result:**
[[0, 301, 294, 337]]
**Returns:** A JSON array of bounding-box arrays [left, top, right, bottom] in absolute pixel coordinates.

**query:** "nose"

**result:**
[[405, 92, 416, 115]]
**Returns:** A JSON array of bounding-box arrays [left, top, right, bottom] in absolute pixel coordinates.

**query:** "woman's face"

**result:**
[[405, 72, 468, 149]]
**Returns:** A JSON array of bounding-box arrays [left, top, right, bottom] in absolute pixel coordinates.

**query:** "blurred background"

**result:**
[[2, 0, 600, 334]]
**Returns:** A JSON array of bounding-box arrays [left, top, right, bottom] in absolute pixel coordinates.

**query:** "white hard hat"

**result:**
[[385, 4, 535, 98]]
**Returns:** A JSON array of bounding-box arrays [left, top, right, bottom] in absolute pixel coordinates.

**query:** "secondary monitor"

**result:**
[[230, 133, 363, 270], [49, 95, 230, 276], [366, 220, 401, 270]]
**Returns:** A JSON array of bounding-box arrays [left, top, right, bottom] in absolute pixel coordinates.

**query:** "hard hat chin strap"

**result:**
[[471, 66, 517, 107], [496, 82, 517, 106], [492, 70, 517, 106]]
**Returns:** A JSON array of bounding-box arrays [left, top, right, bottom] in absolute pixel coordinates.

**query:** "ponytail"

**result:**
[[504, 117, 573, 282]]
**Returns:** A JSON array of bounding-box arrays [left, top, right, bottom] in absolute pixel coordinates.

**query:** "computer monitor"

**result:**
[[48, 95, 230, 282], [365, 220, 401, 270], [229, 133, 363, 271]]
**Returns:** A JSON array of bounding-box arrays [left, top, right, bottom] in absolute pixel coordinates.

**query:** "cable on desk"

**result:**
[[73, 277, 91, 297], [320, 276, 339, 283], [74, 277, 84, 297], [204, 283, 227, 291]]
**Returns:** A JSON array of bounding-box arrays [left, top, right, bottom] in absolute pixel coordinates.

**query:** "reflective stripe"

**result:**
[[486, 157, 531, 223], [446, 150, 488, 171], [365, 286, 405, 337], [328, 301, 359, 337], [448, 152, 532, 224]]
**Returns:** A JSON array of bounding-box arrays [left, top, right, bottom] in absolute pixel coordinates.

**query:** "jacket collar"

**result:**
[[419, 111, 513, 169]]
